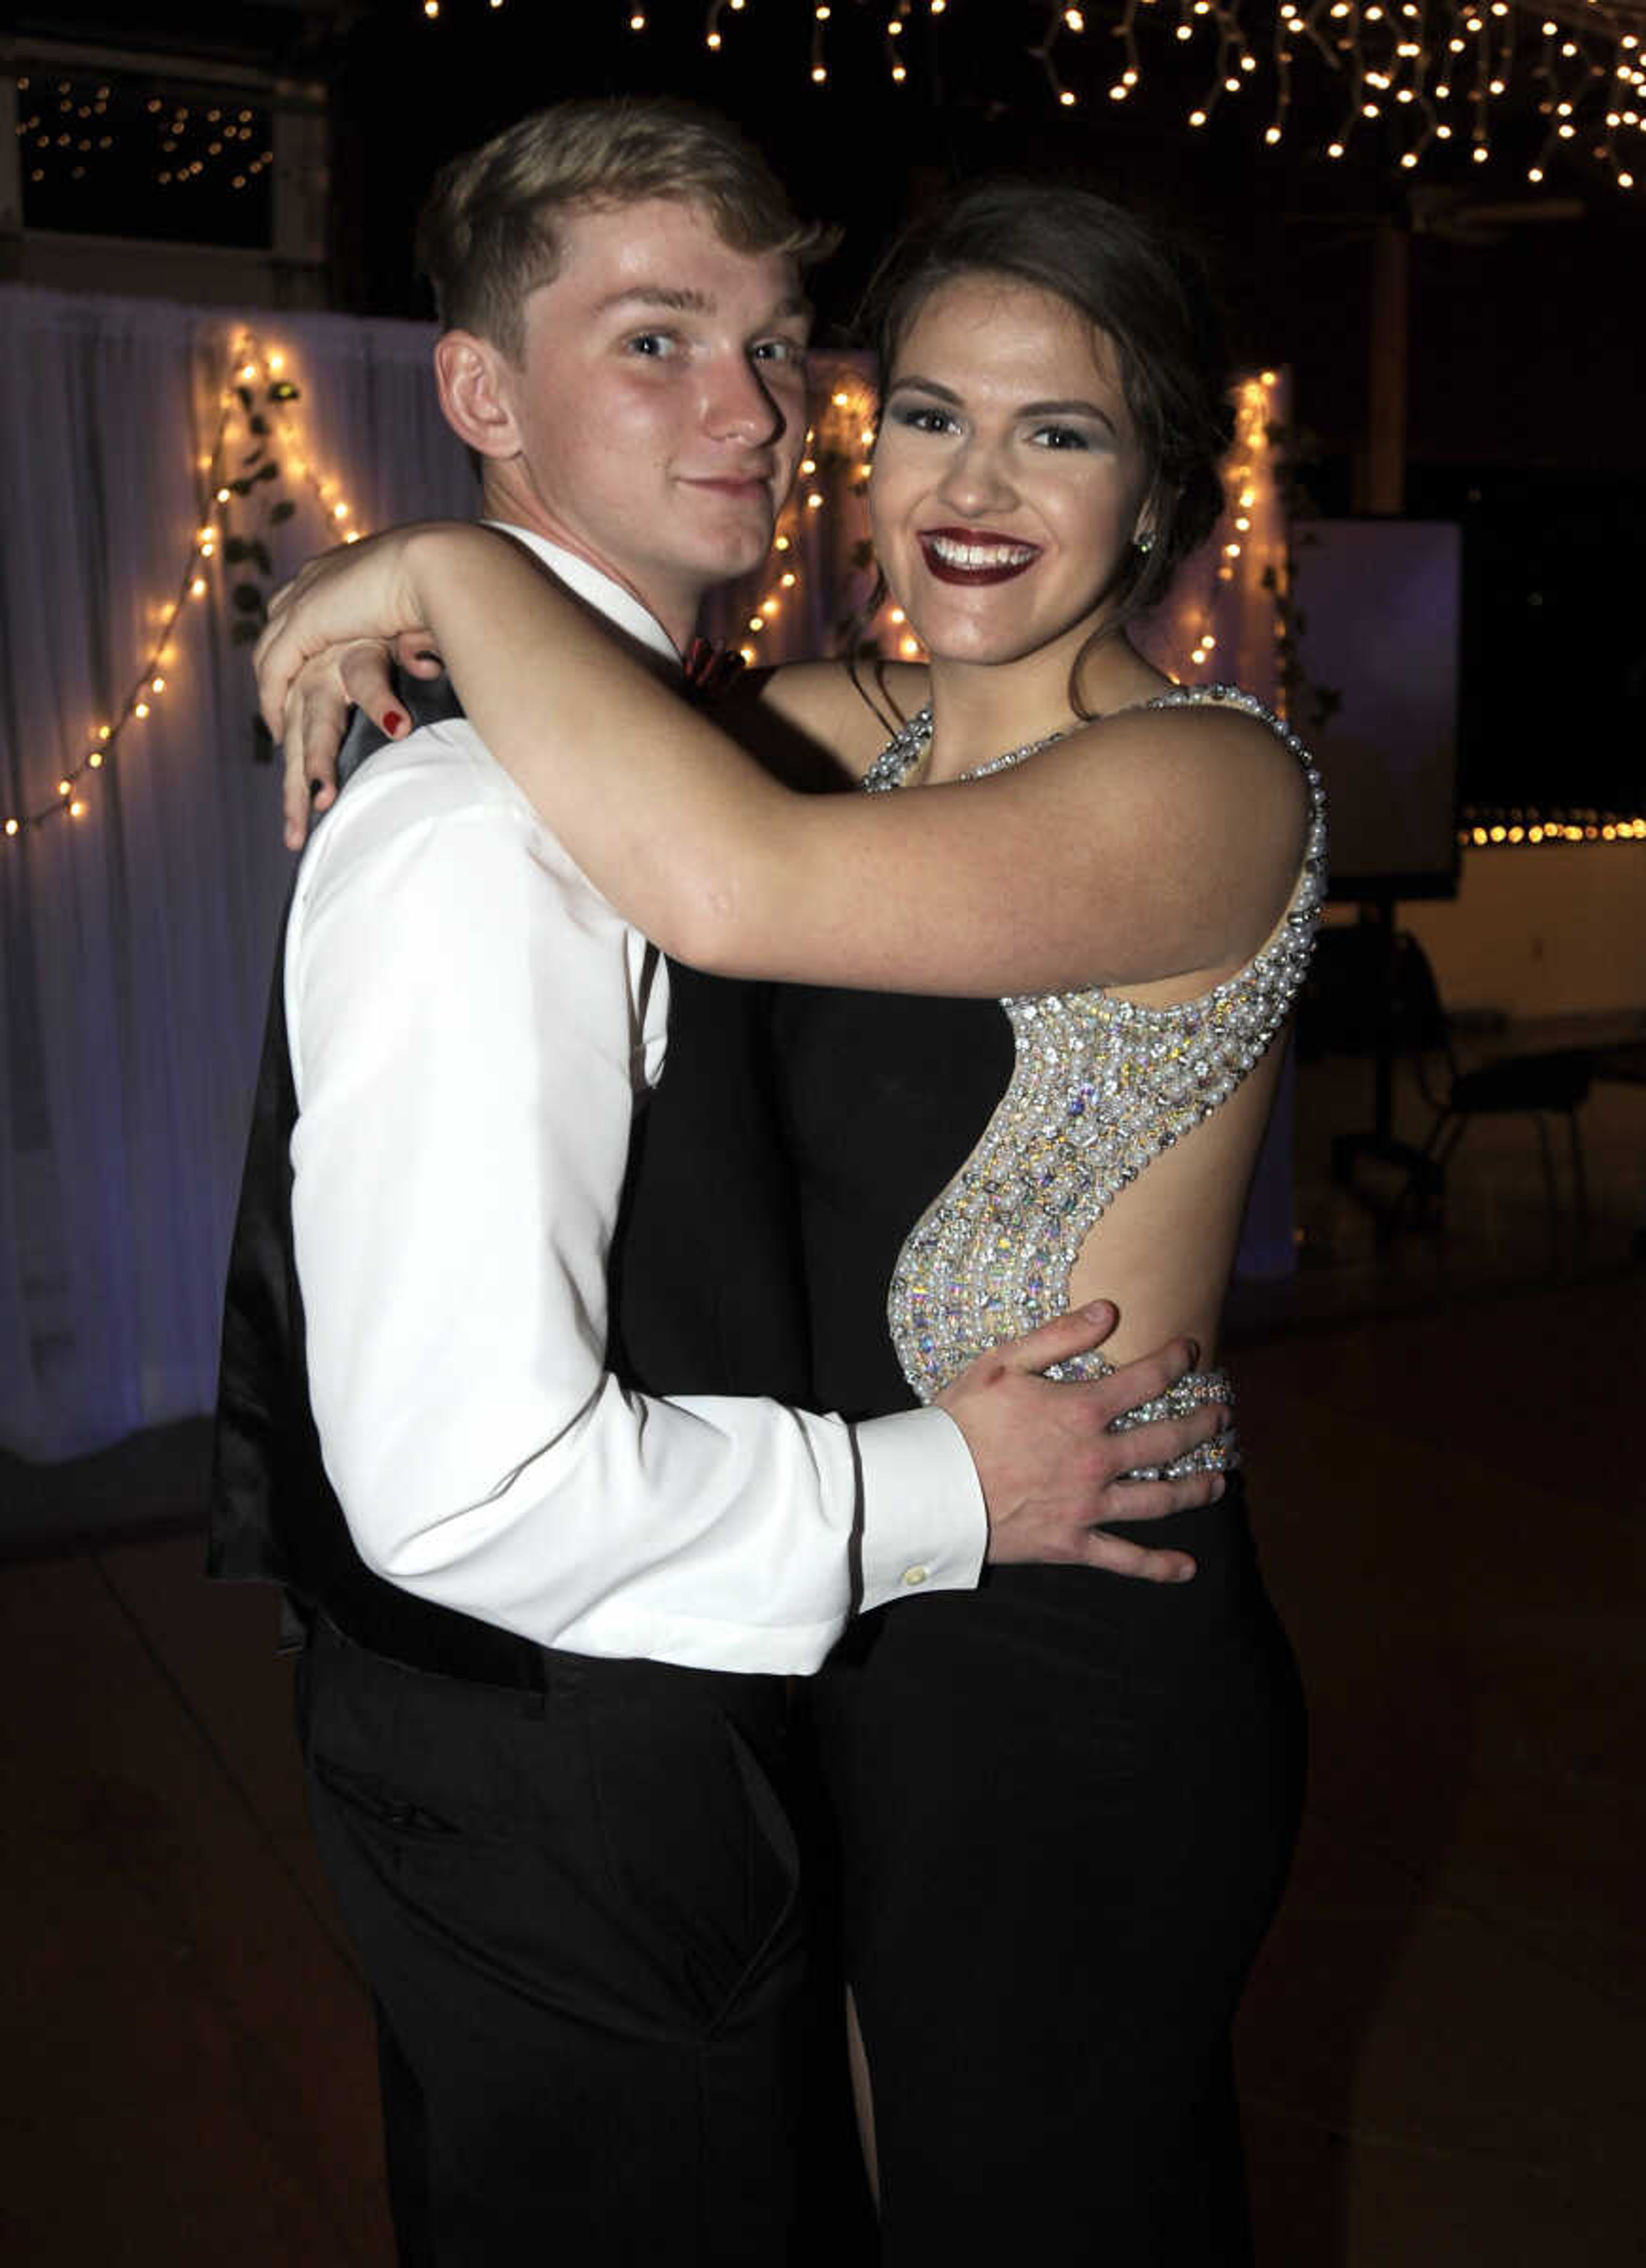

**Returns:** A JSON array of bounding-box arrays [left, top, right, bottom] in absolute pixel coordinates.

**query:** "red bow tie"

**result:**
[[682, 637, 747, 703]]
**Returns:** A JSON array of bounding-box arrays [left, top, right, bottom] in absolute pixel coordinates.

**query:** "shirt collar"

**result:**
[[484, 521, 680, 669]]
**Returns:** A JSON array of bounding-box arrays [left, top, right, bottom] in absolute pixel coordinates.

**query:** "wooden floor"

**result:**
[[4, 1057, 1643, 2262]]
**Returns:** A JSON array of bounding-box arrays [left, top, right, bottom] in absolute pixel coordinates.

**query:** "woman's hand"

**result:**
[[254, 523, 459, 741], [278, 636, 445, 850]]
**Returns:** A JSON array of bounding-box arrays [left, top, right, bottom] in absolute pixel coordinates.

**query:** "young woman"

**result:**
[[261, 182, 1321, 2259]]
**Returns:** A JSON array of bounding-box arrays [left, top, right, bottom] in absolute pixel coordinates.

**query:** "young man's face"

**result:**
[[471, 196, 811, 648]]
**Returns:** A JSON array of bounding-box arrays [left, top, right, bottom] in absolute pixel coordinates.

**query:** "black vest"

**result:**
[[206, 698, 812, 1681]]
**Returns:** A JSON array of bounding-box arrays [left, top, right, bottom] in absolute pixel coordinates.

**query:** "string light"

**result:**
[[2, 332, 367, 846], [15, 67, 272, 199], [601, 0, 1634, 177], [611, 0, 954, 93], [1459, 809, 1646, 848], [910, 0, 1643, 187], [1180, 372, 1283, 679]]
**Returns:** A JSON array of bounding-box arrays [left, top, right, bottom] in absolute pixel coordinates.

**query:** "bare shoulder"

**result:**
[[1023, 693, 1312, 968], [1072, 692, 1309, 832], [758, 657, 931, 780]]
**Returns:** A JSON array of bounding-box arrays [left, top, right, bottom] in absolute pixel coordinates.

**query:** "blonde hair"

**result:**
[[415, 97, 837, 361]]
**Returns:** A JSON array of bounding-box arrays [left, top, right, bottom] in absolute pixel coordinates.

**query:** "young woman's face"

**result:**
[[869, 272, 1155, 674]]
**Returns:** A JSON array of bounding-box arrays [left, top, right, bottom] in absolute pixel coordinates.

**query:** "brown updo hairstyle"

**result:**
[[860, 180, 1234, 707]]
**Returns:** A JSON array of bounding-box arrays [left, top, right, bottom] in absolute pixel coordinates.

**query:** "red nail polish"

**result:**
[[383, 708, 405, 735]]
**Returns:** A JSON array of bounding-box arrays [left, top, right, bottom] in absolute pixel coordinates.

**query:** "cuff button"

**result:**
[[901, 1564, 930, 1588]]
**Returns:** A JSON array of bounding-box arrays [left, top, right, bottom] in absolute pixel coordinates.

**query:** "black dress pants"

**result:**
[[296, 1619, 807, 2265]]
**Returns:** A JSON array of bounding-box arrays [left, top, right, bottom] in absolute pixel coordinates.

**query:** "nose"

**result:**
[[703, 352, 786, 448], [938, 434, 1017, 519]]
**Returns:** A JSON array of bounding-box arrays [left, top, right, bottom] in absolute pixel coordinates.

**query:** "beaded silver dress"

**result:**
[[859, 683, 1328, 1477]]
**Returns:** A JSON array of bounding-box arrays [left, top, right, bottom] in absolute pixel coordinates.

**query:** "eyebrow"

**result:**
[[1021, 397, 1117, 424], [593, 284, 810, 323], [890, 373, 1118, 431]]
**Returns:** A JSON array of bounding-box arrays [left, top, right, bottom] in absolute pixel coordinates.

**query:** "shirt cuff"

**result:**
[[855, 1406, 987, 1612]]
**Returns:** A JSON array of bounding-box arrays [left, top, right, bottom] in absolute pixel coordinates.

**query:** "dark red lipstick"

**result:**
[[918, 526, 1041, 586]]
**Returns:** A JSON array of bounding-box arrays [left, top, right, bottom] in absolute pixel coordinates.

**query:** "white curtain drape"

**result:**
[[0, 287, 474, 1458]]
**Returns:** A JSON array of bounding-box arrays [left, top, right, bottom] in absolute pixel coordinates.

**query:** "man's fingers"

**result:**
[[1081, 1530, 1199, 1583], [982, 1311, 1208, 1415], [988, 1301, 1121, 1374], [1085, 1336, 1205, 1425], [1099, 1397, 1229, 1491], [1082, 1458, 1232, 1581], [1106, 1459, 1225, 1520]]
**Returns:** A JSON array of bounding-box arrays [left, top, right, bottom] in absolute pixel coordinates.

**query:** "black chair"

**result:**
[[1388, 930, 1592, 1230]]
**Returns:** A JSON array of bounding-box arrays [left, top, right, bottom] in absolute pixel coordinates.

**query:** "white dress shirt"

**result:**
[[286, 527, 986, 1674]]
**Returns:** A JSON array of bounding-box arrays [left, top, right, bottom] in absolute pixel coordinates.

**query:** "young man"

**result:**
[[213, 99, 1225, 2263]]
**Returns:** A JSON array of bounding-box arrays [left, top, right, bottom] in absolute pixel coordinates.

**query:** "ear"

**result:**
[[434, 329, 523, 463]]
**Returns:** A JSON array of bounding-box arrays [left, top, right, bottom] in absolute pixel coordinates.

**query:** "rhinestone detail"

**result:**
[[864, 684, 1328, 1477]]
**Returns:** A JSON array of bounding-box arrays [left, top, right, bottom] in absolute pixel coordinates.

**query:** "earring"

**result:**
[[1133, 531, 1156, 557]]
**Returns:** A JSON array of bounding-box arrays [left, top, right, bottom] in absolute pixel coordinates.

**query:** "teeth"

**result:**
[[926, 535, 1036, 569]]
